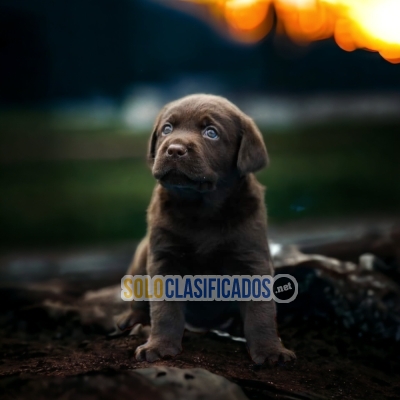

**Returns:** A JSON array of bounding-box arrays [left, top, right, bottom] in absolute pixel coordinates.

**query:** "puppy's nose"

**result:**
[[166, 144, 188, 158]]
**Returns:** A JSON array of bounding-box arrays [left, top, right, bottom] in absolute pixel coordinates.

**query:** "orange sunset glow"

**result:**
[[177, 0, 400, 63]]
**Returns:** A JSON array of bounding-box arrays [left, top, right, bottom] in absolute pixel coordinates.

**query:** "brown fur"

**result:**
[[119, 94, 295, 365]]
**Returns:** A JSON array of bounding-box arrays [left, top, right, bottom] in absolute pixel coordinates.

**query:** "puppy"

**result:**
[[119, 94, 296, 365]]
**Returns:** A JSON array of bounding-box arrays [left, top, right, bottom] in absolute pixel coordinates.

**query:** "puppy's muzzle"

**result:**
[[166, 144, 188, 159]]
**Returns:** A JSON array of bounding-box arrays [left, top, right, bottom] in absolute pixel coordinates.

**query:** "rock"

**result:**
[[273, 243, 400, 340], [135, 367, 248, 400]]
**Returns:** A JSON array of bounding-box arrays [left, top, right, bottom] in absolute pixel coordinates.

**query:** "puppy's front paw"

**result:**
[[250, 345, 296, 366], [135, 340, 182, 362]]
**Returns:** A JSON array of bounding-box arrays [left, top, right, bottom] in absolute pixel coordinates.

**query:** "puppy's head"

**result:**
[[148, 94, 268, 192]]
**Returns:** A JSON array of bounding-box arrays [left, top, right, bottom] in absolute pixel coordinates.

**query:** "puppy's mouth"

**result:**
[[155, 169, 216, 193]]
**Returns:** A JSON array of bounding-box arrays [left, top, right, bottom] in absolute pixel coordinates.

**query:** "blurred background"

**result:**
[[1, 0, 400, 251]]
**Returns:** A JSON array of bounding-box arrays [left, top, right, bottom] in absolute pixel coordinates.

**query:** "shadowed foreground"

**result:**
[[1, 222, 400, 399]]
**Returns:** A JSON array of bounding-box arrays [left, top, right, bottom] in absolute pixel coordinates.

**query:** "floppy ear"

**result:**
[[147, 126, 158, 166], [147, 107, 165, 166], [237, 114, 269, 175]]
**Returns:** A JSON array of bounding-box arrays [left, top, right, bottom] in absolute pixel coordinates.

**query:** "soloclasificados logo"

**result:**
[[121, 275, 298, 303]]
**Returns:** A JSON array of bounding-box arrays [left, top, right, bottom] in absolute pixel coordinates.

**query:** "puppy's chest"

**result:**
[[177, 222, 235, 255], [173, 209, 237, 234], [170, 249, 236, 275]]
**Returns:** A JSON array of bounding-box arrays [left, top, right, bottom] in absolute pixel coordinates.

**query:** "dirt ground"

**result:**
[[1, 312, 399, 399], [1, 223, 400, 400]]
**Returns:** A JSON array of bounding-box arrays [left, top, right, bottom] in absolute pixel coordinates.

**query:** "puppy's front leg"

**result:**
[[240, 300, 296, 365], [135, 299, 184, 362], [134, 251, 184, 362]]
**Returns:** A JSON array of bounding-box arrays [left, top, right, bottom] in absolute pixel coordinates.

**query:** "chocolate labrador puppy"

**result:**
[[119, 94, 296, 365]]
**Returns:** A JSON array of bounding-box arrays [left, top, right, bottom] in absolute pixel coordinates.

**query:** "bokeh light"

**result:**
[[179, 0, 400, 63]]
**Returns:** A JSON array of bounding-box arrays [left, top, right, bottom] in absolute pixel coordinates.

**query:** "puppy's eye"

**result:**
[[162, 124, 173, 135], [203, 127, 219, 140]]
